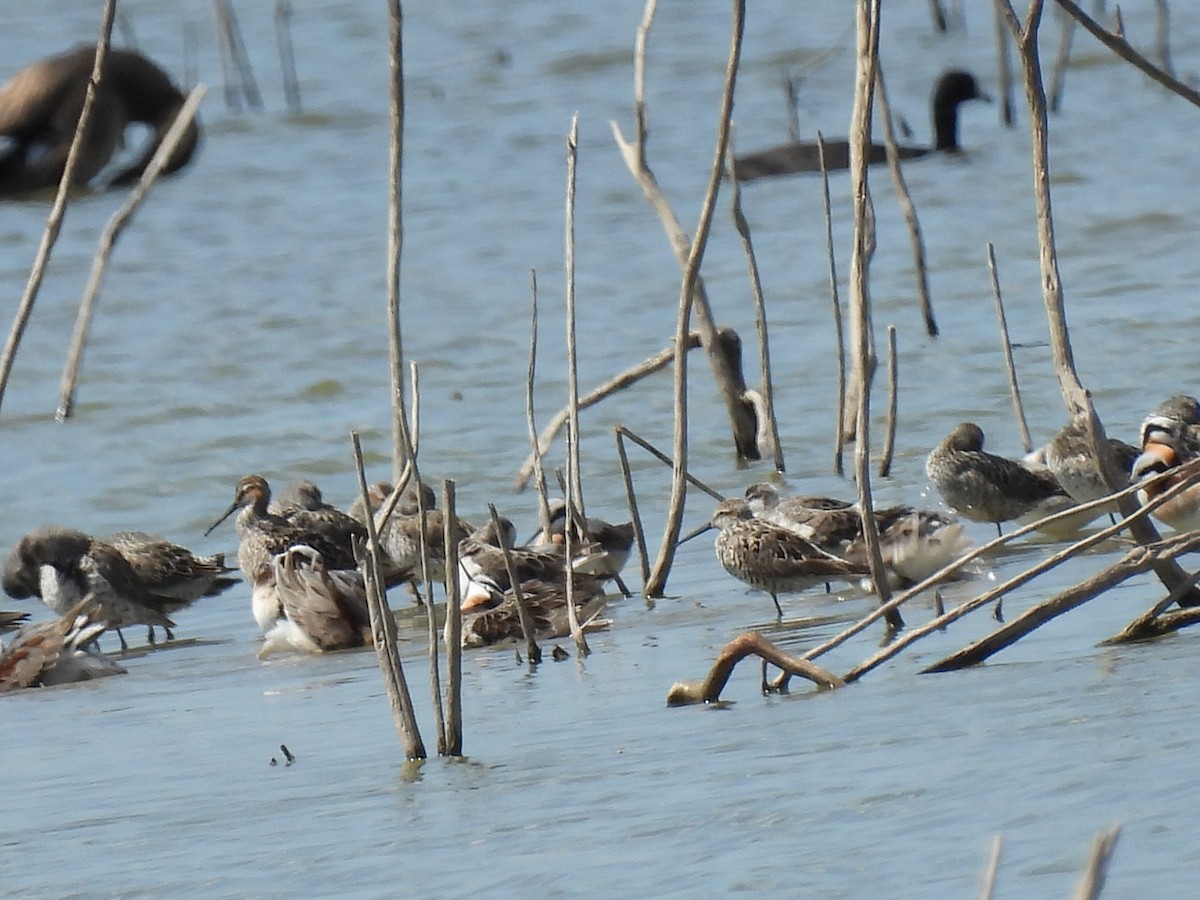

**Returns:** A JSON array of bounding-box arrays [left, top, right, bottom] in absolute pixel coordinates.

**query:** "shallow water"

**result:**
[[3, 2, 1200, 896]]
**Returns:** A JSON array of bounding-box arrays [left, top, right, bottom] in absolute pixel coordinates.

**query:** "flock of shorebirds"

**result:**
[[2, 393, 1198, 692]]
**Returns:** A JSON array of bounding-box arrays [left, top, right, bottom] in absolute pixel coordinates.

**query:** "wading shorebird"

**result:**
[[456, 574, 609, 649], [2, 526, 177, 650], [0, 599, 126, 691], [258, 545, 373, 658], [531, 501, 636, 583], [926, 422, 1072, 536], [1038, 415, 1139, 511], [686, 498, 870, 618], [1131, 399, 1200, 532]]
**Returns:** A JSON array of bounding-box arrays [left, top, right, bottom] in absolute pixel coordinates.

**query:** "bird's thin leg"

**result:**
[[770, 593, 784, 619]]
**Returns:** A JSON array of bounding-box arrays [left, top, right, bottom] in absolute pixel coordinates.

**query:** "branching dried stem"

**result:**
[[513, 332, 702, 491], [645, 0, 746, 598], [56, 85, 207, 421], [0, 0, 116, 418], [986, 242, 1033, 453], [612, 0, 760, 462], [351, 432, 425, 761], [666, 632, 844, 706]]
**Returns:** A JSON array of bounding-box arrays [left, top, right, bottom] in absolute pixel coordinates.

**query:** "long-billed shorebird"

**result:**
[[2, 526, 177, 650], [1038, 415, 1139, 511], [456, 574, 608, 649], [0, 599, 126, 691], [926, 422, 1071, 536], [688, 498, 870, 618], [258, 545, 373, 657]]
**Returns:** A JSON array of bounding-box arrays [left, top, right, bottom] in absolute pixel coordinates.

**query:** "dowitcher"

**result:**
[[691, 498, 870, 618], [456, 574, 609, 649], [348, 480, 437, 524], [926, 422, 1071, 535], [106, 530, 238, 608], [2, 526, 176, 650], [1040, 415, 1139, 509], [346, 479, 466, 589], [258, 545, 373, 658], [0, 599, 126, 691]]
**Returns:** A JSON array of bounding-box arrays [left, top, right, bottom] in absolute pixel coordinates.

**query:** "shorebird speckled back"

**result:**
[[0, 599, 126, 691]]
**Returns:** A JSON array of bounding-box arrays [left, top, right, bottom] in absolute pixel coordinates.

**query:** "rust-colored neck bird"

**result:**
[[0, 45, 200, 197]]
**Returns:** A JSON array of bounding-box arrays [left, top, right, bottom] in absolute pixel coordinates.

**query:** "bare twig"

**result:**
[[878, 325, 898, 477], [56, 85, 207, 420], [387, 0, 409, 483], [1073, 824, 1121, 900], [614, 427, 651, 588], [564, 113, 585, 517], [275, 1, 301, 112], [1153, 0, 1174, 78], [979, 835, 1003, 900], [817, 133, 847, 477], [488, 504, 540, 664], [525, 271, 554, 537], [614, 425, 724, 501], [986, 242, 1032, 453], [993, 0, 1016, 126], [1047, 6, 1075, 113], [667, 632, 844, 706], [442, 479, 463, 756], [0, 0, 116, 418], [212, 0, 262, 110]]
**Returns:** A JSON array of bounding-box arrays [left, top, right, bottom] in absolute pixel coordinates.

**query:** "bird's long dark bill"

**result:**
[[677, 522, 714, 545], [204, 502, 239, 537]]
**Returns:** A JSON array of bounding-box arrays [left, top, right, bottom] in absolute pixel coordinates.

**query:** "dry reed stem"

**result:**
[[847, 0, 898, 629], [927, 0, 948, 32], [351, 432, 426, 760], [1073, 824, 1121, 900], [1153, 0, 1174, 77], [561, 502, 589, 657], [487, 504, 541, 664], [781, 71, 800, 143], [1002, 0, 1199, 603], [564, 113, 585, 517], [525, 270, 554, 537], [986, 242, 1033, 453], [666, 631, 844, 706], [513, 332, 702, 491], [805, 470, 1179, 669], [442, 479, 463, 756], [1053, 0, 1200, 106], [979, 834, 1003, 900], [611, 0, 760, 462], [845, 463, 1200, 680], [993, 2, 1017, 126], [614, 425, 725, 502], [878, 325, 898, 477], [275, 1, 301, 112], [614, 427, 651, 588], [817, 134, 848, 477], [726, 141, 784, 471], [874, 64, 937, 337], [212, 0, 240, 111], [0, 0, 116, 418], [56, 85, 207, 421], [212, 0, 262, 110], [387, 0, 409, 483], [1047, 6, 1075, 112], [645, 0, 745, 598], [925, 528, 1200, 673], [371, 461, 414, 536]]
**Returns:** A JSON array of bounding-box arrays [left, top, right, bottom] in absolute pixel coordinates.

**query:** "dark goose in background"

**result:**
[[733, 69, 988, 181]]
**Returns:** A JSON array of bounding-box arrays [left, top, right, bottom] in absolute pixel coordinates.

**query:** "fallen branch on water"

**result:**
[[667, 632, 844, 706]]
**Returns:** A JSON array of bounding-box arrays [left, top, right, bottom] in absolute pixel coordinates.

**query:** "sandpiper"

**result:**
[[0, 599, 126, 691], [1040, 415, 1139, 510], [2, 526, 176, 650], [348, 480, 438, 524], [690, 498, 870, 618], [532, 501, 636, 582], [457, 574, 608, 648], [926, 422, 1071, 535], [106, 530, 238, 609]]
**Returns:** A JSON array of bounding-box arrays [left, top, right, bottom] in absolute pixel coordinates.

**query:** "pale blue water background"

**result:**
[[2, 2, 1200, 896]]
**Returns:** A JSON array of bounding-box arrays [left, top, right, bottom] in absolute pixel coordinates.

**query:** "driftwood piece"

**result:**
[[514, 332, 702, 491], [56, 85, 207, 420], [611, 0, 761, 462], [0, 0, 116, 418], [667, 632, 844, 706]]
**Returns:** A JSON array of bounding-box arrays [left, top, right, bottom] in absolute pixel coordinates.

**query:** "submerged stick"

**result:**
[[56, 85, 207, 420], [352, 432, 425, 761], [726, 142, 785, 471], [387, 0, 409, 483], [667, 631, 844, 706], [875, 64, 937, 337], [645, 0, 745, 598], [878, 325, 898, 477], [442, 479, 463, 756], [817, 133, 848, 477], [986, 242, 1032, 454], [275, 0, 301, 112], [513, 332, 702, 491], [0, 0, 116, 419]]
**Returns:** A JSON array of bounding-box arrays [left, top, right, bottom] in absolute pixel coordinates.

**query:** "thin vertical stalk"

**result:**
[[275, 1, 301, 112], [1072, 825, 1121, 900], [986, 242, 1032, 453], [1153, 0, 1174, 78], [56, 86, 207, 420], [526, 270, 554, 539], [645, 0, 745, 597], [818, 133, 847, 477], [351, 432, 425, 761], [993, 1, 1016, 126], [878, 325, 898, 478], [0, 0, 116, 418], [979, 835, 1003, 900], [387, 0, 409, 483], [441, 479, 463, 756], [488, 504, 541, 664], [564, 113, 585, 517], [1047, 6, 1075, 113], [562, 496, 588, 657], [614, 427, 651, 589], [726, 142, 785, 472], [409, 360, 421, 459]]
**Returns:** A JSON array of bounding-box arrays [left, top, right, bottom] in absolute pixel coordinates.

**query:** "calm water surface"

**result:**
[[2, 2, 1200, 896]]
